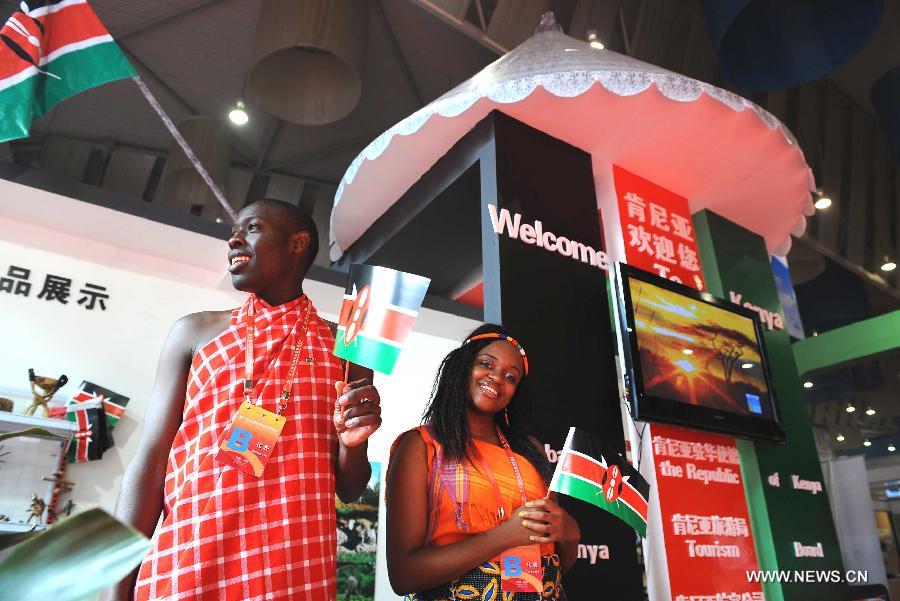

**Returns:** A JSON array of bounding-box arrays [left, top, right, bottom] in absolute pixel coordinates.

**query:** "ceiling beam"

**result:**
[[264, 134, 380, 173], [115, 0, 233, 40], [255, 118, 282, 171], [375, 0, 426, 106], [408, 0, 506, 55]]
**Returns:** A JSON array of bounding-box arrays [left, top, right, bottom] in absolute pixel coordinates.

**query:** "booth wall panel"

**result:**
[[695, 209, 847, 601], [481, 112, 644, 599]]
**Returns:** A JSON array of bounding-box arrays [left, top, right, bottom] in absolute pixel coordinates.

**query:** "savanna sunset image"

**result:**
[[629, 277, 771, 416]]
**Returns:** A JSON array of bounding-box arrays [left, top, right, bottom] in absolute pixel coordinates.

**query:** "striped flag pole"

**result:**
[[131, 75, 238, 223]]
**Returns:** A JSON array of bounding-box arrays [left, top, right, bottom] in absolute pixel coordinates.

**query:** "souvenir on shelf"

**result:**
[[51, 381, 130, 432], [26, 369, 68, 418], [65, 401, 112, 463]]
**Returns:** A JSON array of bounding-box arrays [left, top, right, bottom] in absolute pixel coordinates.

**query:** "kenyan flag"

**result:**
[[550, 427, 650, 537], [333, 264, 430, 375], [67, 380, 129, 431], [0, 0, 135, 143]]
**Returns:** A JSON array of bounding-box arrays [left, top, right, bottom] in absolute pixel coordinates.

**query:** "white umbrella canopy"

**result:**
[[330, 26, 815, 262]]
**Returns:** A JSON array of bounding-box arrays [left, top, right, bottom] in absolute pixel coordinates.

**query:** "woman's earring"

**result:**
[[504, 407, 510, 426]]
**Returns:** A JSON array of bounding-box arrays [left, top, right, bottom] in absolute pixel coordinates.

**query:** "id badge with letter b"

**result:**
[[215, 401, 285, 477], [500, 544, 542, 593]]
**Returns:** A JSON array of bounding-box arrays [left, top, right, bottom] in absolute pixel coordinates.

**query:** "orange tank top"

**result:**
[[410, 425, 554, 556]]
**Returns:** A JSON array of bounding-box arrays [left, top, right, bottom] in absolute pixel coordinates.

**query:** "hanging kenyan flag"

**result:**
[[65, 400, 112, 463], [333, 264, 430, 375], [550, 427, 651, 537], [66, 380, 129, 431], [0, 0, 135, 143]]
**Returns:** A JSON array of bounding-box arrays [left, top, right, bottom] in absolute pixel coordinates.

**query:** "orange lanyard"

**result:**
[[243, 296, 312, 415], [474, 426, 528, 520]]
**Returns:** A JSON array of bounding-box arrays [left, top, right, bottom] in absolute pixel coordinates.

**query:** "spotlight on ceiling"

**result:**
[[866, 406, 876, 416], [846, 402, 856, 413], [741, 362, 753, 369], [228, 100, 249, 126], [836, 433, 845, 442], [863, 439, 872, 447], [881, 257, 897, 272], [803, 381, 813, 389], [587, 31, 604, 50], [814, 194, 832, 210], [890, 444, 897, 453]]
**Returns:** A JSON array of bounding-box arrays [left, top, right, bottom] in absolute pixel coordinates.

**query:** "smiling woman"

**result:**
[[385, 324, 580, 600]]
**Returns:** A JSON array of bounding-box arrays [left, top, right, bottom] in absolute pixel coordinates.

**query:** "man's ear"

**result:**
[[292, 231, 311, 255]]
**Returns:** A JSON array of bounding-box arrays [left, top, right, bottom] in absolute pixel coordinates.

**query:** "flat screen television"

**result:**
[[612, 262, 786, 443]]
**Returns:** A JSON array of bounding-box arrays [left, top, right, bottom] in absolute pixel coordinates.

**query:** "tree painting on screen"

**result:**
[[630, 277, 772, 417]]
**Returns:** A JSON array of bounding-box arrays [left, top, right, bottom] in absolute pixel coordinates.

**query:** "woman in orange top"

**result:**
[[387, 324, 579, 600]]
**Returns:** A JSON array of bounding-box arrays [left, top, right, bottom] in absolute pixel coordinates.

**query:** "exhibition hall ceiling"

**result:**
[[0, 0, 498, 187]]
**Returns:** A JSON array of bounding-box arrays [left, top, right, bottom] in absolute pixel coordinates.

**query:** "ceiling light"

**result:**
[[881, 257, 897, 272], [863, 439, 872, 447], [866, 406, 876, 416], [846, 402, 856, 413], [741, 363, 753, 369], [587, 31, 604, 50], [890, 444, 896, 452], [682, 349, 693, 355], [836, 433, 845, 442], [803, 381, 813, 389], [228, 100, 249, 126], [814, 196, 832, 210]]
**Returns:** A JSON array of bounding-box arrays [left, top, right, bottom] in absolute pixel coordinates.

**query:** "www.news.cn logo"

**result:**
[[746, 570, 868, 584]]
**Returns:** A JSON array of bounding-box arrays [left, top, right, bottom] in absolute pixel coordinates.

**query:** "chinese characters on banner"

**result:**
[[0, 264, 110, 310], [613, 165, 705, 290], [652, 424, 764, 601], [612, 167, 763, 598]]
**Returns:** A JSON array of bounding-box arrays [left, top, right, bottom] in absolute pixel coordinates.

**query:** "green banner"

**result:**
[[694, 210, 847, 601]]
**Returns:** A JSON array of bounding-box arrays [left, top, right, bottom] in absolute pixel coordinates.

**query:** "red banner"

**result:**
[[613, 167, 762, 599], [652, 424, 764, 600], [614, 165, 705, 290]]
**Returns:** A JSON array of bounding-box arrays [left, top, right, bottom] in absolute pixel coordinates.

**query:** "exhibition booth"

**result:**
[[0, 20, 888, 601]]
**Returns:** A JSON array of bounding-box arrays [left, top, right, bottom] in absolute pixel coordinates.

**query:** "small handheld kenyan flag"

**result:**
[[333, 264, 430, 375], [550, 427, 650, 537]]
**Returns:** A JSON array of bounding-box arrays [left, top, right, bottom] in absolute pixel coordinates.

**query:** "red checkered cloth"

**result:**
[[134, 295, 341, 600]]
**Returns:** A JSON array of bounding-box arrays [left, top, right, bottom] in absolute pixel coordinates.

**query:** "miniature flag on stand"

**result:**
[[0, 0, 136, 142], [333, 265, 430, 375], [65, 399, 112, 463], [550, 427, 651, 537], [65, 380, 129, 431]]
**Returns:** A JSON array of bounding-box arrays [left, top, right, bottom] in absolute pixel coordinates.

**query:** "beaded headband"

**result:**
[[463, 332, 529, 375]]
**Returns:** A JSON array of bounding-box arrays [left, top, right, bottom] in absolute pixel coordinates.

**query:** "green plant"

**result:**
[[0, 508, 149, 601]]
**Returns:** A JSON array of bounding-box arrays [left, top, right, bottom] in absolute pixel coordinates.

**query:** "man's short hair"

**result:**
[[246, 198, 319, 268]]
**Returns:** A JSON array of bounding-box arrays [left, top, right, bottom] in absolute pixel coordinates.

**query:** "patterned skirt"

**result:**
[[407, 554, 563, 601]]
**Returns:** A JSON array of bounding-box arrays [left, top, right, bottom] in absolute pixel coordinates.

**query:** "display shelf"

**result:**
[[0, 412, 77, 436], [0, 412, 75, 527]]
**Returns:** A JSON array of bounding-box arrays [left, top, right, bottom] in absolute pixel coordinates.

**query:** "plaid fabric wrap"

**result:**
[[134, 295, 342, 601]]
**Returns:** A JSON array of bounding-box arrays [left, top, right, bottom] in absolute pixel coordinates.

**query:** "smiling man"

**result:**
[[104, 199, 381, 601]]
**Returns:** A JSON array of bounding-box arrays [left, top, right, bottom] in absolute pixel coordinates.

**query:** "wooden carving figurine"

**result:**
[[26, 369, 68, 417], [42, 470, 75, 494], [26, 494, 46, 525]]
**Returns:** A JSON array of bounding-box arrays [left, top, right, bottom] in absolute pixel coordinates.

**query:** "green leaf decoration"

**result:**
[[0, 508, 150, 601], [0, 526, 39, 551], [0, 427, 68, 443]]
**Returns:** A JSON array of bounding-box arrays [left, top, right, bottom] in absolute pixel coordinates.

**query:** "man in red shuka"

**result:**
[[103, 199, 381, 601]]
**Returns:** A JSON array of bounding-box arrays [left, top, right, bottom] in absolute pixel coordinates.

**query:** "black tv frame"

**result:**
[[612, 262, 787, 443]]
